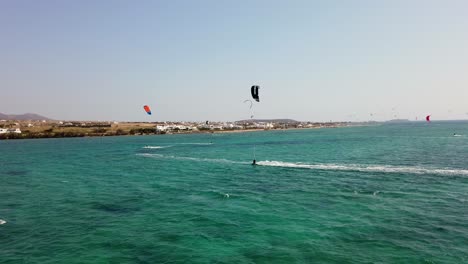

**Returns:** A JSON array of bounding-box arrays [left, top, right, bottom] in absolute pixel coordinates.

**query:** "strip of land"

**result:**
[[0, 120, 354, 140]]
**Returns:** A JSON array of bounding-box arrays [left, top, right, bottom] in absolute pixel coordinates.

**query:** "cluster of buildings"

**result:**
[[153, 120, 350, 133], [0, 128, 22, 134], [154, 121, 276, 133], [0, 119, 47, 133], [57, 121, 113, 127]]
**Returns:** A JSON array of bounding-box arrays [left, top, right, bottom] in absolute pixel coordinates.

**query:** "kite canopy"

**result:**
[[251, 85, 260, 102], [426, 115, 431, 122], [143, 105, 152, 115]]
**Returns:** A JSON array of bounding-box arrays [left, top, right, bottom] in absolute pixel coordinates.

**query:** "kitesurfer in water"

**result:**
[[252, 159, 257, 165]]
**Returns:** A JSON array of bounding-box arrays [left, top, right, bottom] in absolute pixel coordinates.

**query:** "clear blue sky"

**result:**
[[1, 0, 467, 122]]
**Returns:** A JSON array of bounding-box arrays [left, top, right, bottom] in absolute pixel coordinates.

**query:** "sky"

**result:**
[[1, 0, 468, 122]]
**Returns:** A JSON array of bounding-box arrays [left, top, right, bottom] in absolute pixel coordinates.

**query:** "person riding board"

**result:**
[[252, 159, 257, 165]]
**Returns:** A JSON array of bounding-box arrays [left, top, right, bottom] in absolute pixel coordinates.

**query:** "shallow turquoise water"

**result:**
[[1, 122, 468, 263]]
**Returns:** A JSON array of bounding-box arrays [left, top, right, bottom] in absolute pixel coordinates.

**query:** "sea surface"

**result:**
[[1, 122, 468, 263]]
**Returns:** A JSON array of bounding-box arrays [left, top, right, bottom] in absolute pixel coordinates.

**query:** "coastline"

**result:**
[[0, 121, 353, 140]]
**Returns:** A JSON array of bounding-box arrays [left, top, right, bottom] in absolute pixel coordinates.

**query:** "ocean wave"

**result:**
[[137, 153, 164, 157], [172, 143, 214, 145], [257, 161, 468, 176], [142, 143, 213, 149], [137, 153, 246, 165]]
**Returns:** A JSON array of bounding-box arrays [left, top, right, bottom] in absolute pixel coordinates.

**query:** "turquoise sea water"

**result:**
[[1, 122, 468, 263]]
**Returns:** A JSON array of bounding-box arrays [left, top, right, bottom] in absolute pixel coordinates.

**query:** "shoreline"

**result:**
[[0, 124, 353, 140]]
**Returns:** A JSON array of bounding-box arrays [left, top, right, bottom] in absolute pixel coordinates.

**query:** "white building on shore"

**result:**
[[8, 128, 22, 134], [0, 128, 21, 134]]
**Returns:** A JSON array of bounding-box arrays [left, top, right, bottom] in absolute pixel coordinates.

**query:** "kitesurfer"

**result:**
[[252, 159, 257, 165]]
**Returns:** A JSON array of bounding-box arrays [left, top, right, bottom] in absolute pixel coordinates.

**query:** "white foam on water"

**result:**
[[137, 153, 247, 165], [142, 146, 171, 149], [0, 219, 6, 225], [172, 143, 214, 145], [257, 160, 468, 176], [137, 153, 164, 158]]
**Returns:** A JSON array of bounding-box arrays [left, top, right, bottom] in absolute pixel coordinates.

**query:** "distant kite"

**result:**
[[143, 105, 152, 115], [251, 85, 260, 102], [426, 115, 431, 122]]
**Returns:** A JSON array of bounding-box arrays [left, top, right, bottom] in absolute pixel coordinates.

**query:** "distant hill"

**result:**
[[236, 118, 299, 123], [0, 113, 52, 121]]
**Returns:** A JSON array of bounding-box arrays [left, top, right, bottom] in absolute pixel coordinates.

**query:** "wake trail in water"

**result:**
[[137, 153, 248, 165], [137, 154, 468, 176], [257, 161, 468, 176]]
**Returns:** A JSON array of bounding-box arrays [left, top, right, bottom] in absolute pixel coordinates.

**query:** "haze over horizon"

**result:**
[[1, 1, 468, 122]]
